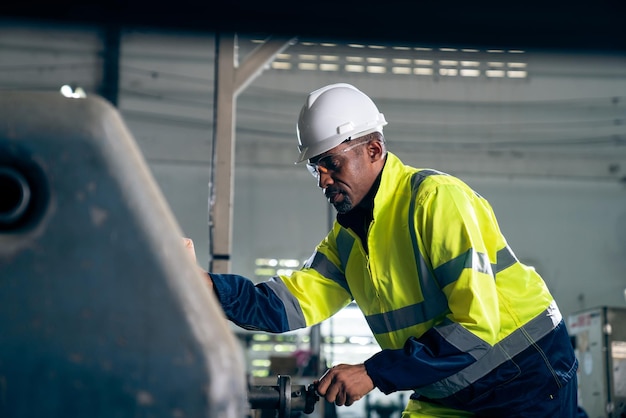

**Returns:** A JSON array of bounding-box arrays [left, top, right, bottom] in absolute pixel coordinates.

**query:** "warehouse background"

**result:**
[[1, 5, 625, 415]]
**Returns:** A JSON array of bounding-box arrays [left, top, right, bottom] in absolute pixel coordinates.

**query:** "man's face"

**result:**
[[307, 140, 374, 213]]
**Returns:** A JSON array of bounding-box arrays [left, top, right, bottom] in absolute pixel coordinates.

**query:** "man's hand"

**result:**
[[182, 237, 213, 289], [182, 237, 196, 262], [315, 363, 374, 406]]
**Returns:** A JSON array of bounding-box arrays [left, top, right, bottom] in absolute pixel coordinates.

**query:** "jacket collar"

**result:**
[[336, 151, 404, 225]]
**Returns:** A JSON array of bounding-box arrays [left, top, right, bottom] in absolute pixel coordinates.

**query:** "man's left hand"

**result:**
[[315, 363, 374, 406]]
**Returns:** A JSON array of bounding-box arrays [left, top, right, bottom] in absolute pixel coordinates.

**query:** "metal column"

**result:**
[[209, 33, 295, 273], [101, 25, 121, 106]]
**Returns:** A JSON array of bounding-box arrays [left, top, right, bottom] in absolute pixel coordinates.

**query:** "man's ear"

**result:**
[[368, 140, 384, 162]]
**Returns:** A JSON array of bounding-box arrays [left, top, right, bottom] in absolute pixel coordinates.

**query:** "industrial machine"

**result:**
[[248, 375, 319, 418], [0, 92, 320, 417], [568, 307, 626, 418]]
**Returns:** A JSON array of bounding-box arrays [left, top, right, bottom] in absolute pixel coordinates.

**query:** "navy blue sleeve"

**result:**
[[364, 327, 477, 394], [210, 273, 291, 333]]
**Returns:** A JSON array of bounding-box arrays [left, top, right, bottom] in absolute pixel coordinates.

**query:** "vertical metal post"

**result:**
[[101, 25, 120, 106], [209, 34, 296, 273], [209, 33, 237, 274]]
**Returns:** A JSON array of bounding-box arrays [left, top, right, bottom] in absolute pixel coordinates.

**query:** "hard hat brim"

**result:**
[[294, 125, 386, 164]]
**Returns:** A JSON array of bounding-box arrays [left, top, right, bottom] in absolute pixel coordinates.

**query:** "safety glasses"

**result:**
[[306, 140, 368, 178]]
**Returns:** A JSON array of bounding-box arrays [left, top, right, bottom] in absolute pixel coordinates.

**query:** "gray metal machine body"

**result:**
[[0, 92, 248, 417], [568, 307, 626, 418]]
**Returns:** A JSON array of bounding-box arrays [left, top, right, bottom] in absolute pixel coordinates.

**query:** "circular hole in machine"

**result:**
[[0, 166, 32, 228]]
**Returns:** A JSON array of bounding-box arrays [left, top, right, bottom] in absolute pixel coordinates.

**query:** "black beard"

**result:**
[[333, 193, 354, 214]]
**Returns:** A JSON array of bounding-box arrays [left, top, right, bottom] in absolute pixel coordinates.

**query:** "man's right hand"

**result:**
[[182, 237, 213, 289], [183, 237, 197, 262]]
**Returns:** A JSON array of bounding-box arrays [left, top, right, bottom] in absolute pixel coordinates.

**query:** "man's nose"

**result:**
[[318, 170, 333, 189]]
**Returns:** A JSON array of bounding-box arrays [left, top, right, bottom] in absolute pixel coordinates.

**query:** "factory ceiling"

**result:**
[[1, 1, 625, 53]]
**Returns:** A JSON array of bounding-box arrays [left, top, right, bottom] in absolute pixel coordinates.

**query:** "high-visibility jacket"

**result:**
[[211, 152, 577, 415]]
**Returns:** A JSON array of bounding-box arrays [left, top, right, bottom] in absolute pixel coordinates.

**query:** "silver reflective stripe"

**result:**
[[366, 226, 524, 338], [408, 171, 448, 324], [493, 245, 518, 274], [365, 299, 448, 335], [303, 251, 351, 294], [417, 301, 562, 398], [434, 249, 494, 288], [265, 277, 307, 330], [336, 228, 355, 269], [435, 319, 492, 360]]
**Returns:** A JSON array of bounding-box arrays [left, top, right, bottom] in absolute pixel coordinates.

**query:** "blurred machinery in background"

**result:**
[[568, 307, 626, 418], [365, 392, 405, 418], [0, 91, 321, 417], [248, 375, 318, 418]]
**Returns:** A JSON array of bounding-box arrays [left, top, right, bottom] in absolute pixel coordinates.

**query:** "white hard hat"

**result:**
[[295, 83, 387, 163]]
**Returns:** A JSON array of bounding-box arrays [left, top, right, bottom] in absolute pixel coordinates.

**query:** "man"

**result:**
[[198, 83, 578, 417]]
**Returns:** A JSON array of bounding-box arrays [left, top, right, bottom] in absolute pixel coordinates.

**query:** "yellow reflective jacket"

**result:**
[[211, 152, 577, 414]]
